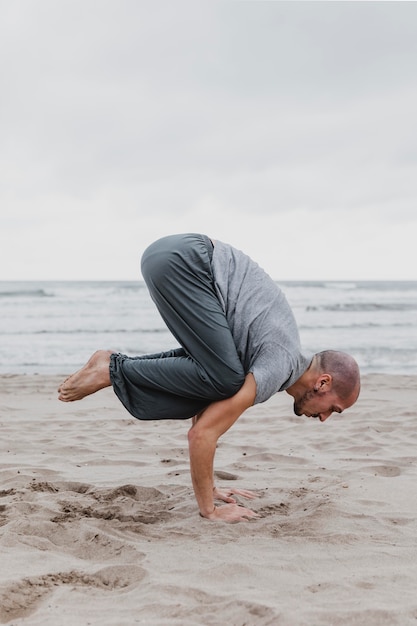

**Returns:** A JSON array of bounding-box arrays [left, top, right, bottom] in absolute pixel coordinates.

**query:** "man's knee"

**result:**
[[211, 369, 245, 399], [141, 239, 170, 287]]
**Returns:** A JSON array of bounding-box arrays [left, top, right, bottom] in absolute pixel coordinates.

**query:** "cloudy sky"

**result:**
[[1, 1, 417, 281]]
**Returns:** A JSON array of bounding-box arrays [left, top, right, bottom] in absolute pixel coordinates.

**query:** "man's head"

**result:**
[[288, 350, 360, 422]]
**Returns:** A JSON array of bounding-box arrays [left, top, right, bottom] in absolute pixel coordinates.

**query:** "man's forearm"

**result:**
[[188, 427, 217, 517], [187, 374, 257, 520]]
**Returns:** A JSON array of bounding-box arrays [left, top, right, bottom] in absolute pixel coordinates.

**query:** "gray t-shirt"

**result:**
[[211, 240, 310, 404]]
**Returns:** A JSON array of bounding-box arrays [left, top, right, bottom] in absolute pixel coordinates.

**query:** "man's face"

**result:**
[[293, 387, 346, 422]]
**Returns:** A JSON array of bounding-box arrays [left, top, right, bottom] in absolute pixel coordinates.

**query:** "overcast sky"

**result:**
[[1, 1, 417, 281]]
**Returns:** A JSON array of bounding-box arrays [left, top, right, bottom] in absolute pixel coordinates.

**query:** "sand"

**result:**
[[1, 374, 417, 626]]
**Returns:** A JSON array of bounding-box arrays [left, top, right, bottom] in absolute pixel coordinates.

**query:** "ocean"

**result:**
[[0, 280, 416, 376]]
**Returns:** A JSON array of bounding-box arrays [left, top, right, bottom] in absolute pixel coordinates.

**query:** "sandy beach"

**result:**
[[1, 373, 417, 625]]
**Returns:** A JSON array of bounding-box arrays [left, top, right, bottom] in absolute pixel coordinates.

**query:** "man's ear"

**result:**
[[314, 374, 332, 392]]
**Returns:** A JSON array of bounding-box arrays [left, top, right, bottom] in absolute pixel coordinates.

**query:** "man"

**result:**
[[58, 234, 360, 523]]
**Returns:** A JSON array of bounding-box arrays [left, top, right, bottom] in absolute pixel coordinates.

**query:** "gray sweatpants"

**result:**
[[109, 234, 245, 420]]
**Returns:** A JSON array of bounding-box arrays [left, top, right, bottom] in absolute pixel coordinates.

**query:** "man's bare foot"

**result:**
[[58, 350, 113, 402]]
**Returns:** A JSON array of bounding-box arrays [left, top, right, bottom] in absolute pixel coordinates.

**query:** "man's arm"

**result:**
[[187, 373, 259, 522]]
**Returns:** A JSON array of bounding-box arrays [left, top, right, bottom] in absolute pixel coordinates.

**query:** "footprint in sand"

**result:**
[[0, 565, 146, 623], [54, 483, 170, 525], [0, 479, 169, 566]]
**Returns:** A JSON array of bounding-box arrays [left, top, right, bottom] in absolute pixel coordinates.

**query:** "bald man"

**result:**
[[59, 234, 360, 522]]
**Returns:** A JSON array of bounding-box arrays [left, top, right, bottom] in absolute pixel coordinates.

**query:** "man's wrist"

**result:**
[[199, 505, 216, 519]]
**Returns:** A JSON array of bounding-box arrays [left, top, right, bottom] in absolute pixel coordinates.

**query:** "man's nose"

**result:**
[[319, 410, 333, 422]]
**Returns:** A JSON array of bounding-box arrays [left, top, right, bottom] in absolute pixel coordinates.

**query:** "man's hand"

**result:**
[[203, 503, 260, 523], [213, 486, 258, 504]]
